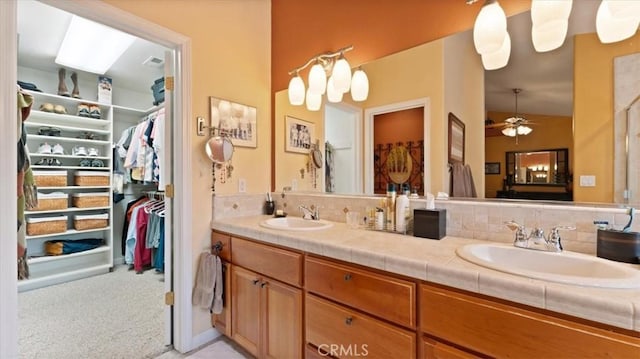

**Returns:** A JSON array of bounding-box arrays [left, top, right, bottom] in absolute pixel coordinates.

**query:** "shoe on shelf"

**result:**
[[35, 158, 49, 166], [52, 144, 64, 155], [53, 105, 67, 114], [91, 159, 104, 167], [89, 105, 101, 119], [87, 147, 100, 157], [48, 158, 62, 166], [72, 146, 87, 156], [79, 159, 92, 167], [39, 103, 54, 113], [71, 72, 81, 99], [37, 143, 52, 154], [58, 68, 70, 97], [77, 103, 90, 118], [38, 127, 61, 137]]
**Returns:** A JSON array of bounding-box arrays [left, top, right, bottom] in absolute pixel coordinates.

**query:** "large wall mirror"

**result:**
[[272, 2, 640, 206]]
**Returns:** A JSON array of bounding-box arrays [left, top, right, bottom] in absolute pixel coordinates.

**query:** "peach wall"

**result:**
[[573, 32, 640, 203], [103, 0, 271, 338], [485, 111, 573, 198]]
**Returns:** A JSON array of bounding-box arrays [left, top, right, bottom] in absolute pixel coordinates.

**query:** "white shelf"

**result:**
[[28, 110, 111, 129], [29, 153, 110, 160], [26, 226, 111, 240], [28, 246, 110, 264], [25, 121, 111, 135], [25, 89, 109, 108], [26, 206, 110, 215], [27, 134, 110, 146], [31, 165, 111, 171], [37, 186, 111, 190], [18, 264, 112, 292]]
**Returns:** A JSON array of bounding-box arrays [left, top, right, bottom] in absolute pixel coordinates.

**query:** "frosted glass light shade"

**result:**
[[326, 76, 343, 103], [288, 75, 305, 105], [597, 1, 640, 43], [332, 57, 352, 93], [473, 1, 508, 54], [517, 126, 533, 135], [481, 33, 511, 70], [532, 20, 569, 52], [605, 0, 640, 20], [308, 63, 327, 95], [531, 0, 573, 26], [350, 68, 369, 102], [502, 127, 516, 137], [306, 88, 322, 111]]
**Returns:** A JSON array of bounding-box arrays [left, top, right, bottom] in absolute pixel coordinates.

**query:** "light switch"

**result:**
[[292, 179, 298, 191], [579, 175, 596, 187], [238, 178, 246, 193]]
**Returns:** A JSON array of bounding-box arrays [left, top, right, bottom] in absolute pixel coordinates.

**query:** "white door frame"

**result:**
[[1, 0, 195, 356], [363, 98, 431, 195]]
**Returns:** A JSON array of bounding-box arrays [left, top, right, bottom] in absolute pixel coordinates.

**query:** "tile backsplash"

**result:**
[[212, 193, 639, 256]]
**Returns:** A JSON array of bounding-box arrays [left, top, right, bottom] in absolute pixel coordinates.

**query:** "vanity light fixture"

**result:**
[[56, 16, 136, 75], [596, 0, 640, 44], [287, 45, 369, 110], [531, 0, 573, 52]]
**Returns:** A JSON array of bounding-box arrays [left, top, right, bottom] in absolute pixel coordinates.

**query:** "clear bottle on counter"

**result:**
[[395, 183, 410, 233], [386, 183, 396, 231]]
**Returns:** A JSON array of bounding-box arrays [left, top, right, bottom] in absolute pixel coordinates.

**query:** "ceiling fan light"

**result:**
[[305, 88, 322, 111], [287, 75, 305, 105], [332, 56, 352, 93], [517, 125, 533, 135], [597, 1, 640, 43], [502, 127, 516, 137], [350, 68, 369, 102], [308, 62, 327, 95], [326, 76, 343, 103], [481, 32, 511, 70], [532, 20, 569, 52], [473, 1, 508, 54], [531, 0, 573, 26]]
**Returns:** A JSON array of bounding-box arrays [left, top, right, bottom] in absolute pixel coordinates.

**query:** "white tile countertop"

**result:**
[[211, 215, 640, 332]]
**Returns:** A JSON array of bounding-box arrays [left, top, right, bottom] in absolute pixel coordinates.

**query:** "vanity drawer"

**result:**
[[305, 256, 416, 328], [420, 284, 640, 358], [306, 294, 416, 359], [211, 230, 231, 261], [231, 237, 302, 287]]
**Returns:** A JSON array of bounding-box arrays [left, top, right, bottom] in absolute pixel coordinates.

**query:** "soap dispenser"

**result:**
[[395, 183, 410, 233]]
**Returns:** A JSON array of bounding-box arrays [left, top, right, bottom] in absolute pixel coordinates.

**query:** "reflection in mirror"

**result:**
[[505, 148, 568, 186]]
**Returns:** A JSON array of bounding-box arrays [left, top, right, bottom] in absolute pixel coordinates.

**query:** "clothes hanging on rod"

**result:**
[[121, 191, 165, 274]]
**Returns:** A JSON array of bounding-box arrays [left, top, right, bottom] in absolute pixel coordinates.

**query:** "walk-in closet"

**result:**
[[16, 1, 173, 357]]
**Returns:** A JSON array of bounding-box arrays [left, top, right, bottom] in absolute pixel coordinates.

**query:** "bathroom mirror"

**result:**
[[205, 134, 234, 164], [505, 148, 569, 186], [272, 2, 639, 205]]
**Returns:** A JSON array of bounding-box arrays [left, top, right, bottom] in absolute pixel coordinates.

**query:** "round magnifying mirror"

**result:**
[[312, 147, 323, 169], [205, 135, 234, 164]]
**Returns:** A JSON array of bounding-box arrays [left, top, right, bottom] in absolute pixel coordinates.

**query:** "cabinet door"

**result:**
[[231, 266, 261, 357], [211, 261, 232, 337], [262, 278, 302, 359], [422, 337, 479, 359]]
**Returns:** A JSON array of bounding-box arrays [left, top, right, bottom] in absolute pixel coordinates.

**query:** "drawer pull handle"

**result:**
[[252, 279, 260, 285], [345, 317, 353, 325], [344, 273, 352, 281], [260, 282, 267, 288]]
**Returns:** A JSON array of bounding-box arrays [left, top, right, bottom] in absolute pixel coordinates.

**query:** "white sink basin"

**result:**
[[456, 243, 640, 288], [260, 217, 333, 231]]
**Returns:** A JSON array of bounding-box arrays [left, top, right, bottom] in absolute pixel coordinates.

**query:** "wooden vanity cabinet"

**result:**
[[419, 283, 640, 358], [421, 337, 481, 359], [230, 236, 303, 358]]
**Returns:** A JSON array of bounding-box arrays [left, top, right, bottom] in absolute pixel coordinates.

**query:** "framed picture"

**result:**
[[285, 116, 314, 154], [210, 97, 257, 148], [448, 112, 465, 164], [485, 162, 501, 175]]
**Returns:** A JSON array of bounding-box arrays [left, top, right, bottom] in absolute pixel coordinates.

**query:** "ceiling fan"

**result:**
[[486, 88, 533, 142]]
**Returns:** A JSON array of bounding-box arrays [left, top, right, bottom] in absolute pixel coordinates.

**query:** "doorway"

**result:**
[[1, 0, 193, 357], [324, 103, 362, 194]]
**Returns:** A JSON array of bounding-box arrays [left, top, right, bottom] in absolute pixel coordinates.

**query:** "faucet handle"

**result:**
[[505, 221, 527, 246], [548, 226, 575, 252]]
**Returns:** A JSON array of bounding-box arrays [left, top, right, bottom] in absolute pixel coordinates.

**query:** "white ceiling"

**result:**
[[485, 1, 600, 118], [17, 0, 168, 95]]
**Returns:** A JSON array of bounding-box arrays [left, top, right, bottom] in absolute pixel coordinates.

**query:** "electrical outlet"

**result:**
[[292, 179, 298, 191], [579, 175, 596, 187], [238, 178, 246, 193]]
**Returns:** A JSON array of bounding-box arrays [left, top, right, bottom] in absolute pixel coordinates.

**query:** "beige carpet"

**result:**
[[19, 264, 168, 359]]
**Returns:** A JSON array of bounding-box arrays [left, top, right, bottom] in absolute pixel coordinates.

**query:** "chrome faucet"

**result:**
[[299, 205, 319, 220], [505, 221, 575, 252]]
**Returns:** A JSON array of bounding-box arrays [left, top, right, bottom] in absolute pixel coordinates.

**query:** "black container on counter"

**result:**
[[597, 229, 640, 264], [265, 201, 275, 215], [413, 209, 446, 240]]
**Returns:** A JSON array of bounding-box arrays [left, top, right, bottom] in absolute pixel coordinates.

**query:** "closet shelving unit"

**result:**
[[18, 90, 158, 291]]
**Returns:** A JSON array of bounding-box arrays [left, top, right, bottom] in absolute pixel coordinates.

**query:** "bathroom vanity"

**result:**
[[211, 216, 640, 358]]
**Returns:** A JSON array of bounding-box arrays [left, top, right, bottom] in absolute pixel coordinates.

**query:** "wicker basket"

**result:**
[[33, 170, 67, 187], [74, 213, 109, 230], [32, 192, 68, 211], [26, 216, 68, 236], [72, 192, 109, 208], [74, 171, 110, 186]]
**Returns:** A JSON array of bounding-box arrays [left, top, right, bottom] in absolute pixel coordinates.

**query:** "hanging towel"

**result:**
[[192, 252, 215, 310], [211, 255, 223, 314], [451, 163, 477, 198]]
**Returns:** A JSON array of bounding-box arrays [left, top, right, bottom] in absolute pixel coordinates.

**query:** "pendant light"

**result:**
[[308, 62, 327, 95], [332, 54, 352, 93], [481, 32, 511, 70], [287, 72, 305, 105], [350, 67, 369, 102], [530, 0, 572, 52], [596, 0, 640, 44], [326, 76, 343, 103], [306, 88, 322, 111], [473, 0, 508, 54]]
